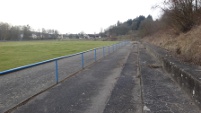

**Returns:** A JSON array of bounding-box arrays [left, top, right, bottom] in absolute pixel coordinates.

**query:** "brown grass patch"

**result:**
[[143, 25, 201, 65]]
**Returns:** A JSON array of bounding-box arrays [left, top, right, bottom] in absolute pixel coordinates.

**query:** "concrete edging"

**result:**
[[143, 42, 201, 109]]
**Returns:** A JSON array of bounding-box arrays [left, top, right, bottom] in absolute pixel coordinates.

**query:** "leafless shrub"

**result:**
[[160, 0, 201, 32]]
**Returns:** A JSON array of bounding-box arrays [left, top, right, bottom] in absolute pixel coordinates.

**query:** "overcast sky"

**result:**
[[0, 0, 162, 34]]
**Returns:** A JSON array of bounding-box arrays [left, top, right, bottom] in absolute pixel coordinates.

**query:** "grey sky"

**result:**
[[0, 0, 162, 34]]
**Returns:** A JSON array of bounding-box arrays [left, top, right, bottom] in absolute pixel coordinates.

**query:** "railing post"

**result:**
[[81, 53, 84, 69], [94, 48, 97, 61], [55, 60, 59, 84], [103, 47, 105, 57]]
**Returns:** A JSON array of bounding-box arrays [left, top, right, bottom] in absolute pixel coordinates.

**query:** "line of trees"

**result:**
[[104, 15, 146, 36], [103, 0, 201, 38], [0, 22, 59, 41], [138, 0, 201, 37], [138, 0, 201, 36], [3, 0, 200, 41], [103, 15, 156, 37]]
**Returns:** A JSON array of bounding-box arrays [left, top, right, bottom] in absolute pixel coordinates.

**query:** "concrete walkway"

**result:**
[[10, 43, 132, 113], [4, 42, 201, 113], [0, 43, 119, 113]]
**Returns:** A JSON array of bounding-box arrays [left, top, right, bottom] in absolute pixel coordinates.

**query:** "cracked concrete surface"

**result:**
[[103, 43, 142, 113]]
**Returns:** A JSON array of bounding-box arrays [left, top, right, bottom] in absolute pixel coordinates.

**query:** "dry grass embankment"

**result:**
[[143, 25, 201, 65]]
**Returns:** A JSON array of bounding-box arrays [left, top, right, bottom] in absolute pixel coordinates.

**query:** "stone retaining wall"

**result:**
[[143, 42, 201, 109]]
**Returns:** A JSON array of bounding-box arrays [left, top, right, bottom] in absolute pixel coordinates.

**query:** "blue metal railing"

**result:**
[[0, 41, 130, 113], [81, 52, 84, 69], [55, 60, 59, 83], [0, 41, 129, 80], [94, 49, 97, 62]]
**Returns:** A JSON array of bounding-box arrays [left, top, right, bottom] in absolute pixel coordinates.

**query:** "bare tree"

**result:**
[[23, 25, 32, 40], [161, 0, 201, 32], [9, 26, 21, 40], [0, 23, 10, 40]]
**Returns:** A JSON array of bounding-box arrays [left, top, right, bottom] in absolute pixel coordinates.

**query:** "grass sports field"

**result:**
[[0, 40, 117, 71]]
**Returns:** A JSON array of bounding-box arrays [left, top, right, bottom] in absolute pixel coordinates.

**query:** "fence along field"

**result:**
[[0, 40, 128, 113], [0, 40, 117, 71]]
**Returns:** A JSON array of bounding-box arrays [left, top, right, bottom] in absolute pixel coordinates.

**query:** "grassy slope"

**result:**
[[0, 40, 117, 71], [143, 25, 201, 65]]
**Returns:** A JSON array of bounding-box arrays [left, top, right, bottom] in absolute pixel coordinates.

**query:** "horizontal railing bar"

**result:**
[[0, 42, 124, 75]]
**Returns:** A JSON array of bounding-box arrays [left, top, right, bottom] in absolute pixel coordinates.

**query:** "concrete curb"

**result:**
[[143, 42, 201, 109]]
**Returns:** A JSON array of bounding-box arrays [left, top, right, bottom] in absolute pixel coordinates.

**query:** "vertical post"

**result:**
[[55, 60, 59, 84], [103, 47, 105, 57], [94, 48, 97, 61], [81, 53, 84, 69]]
